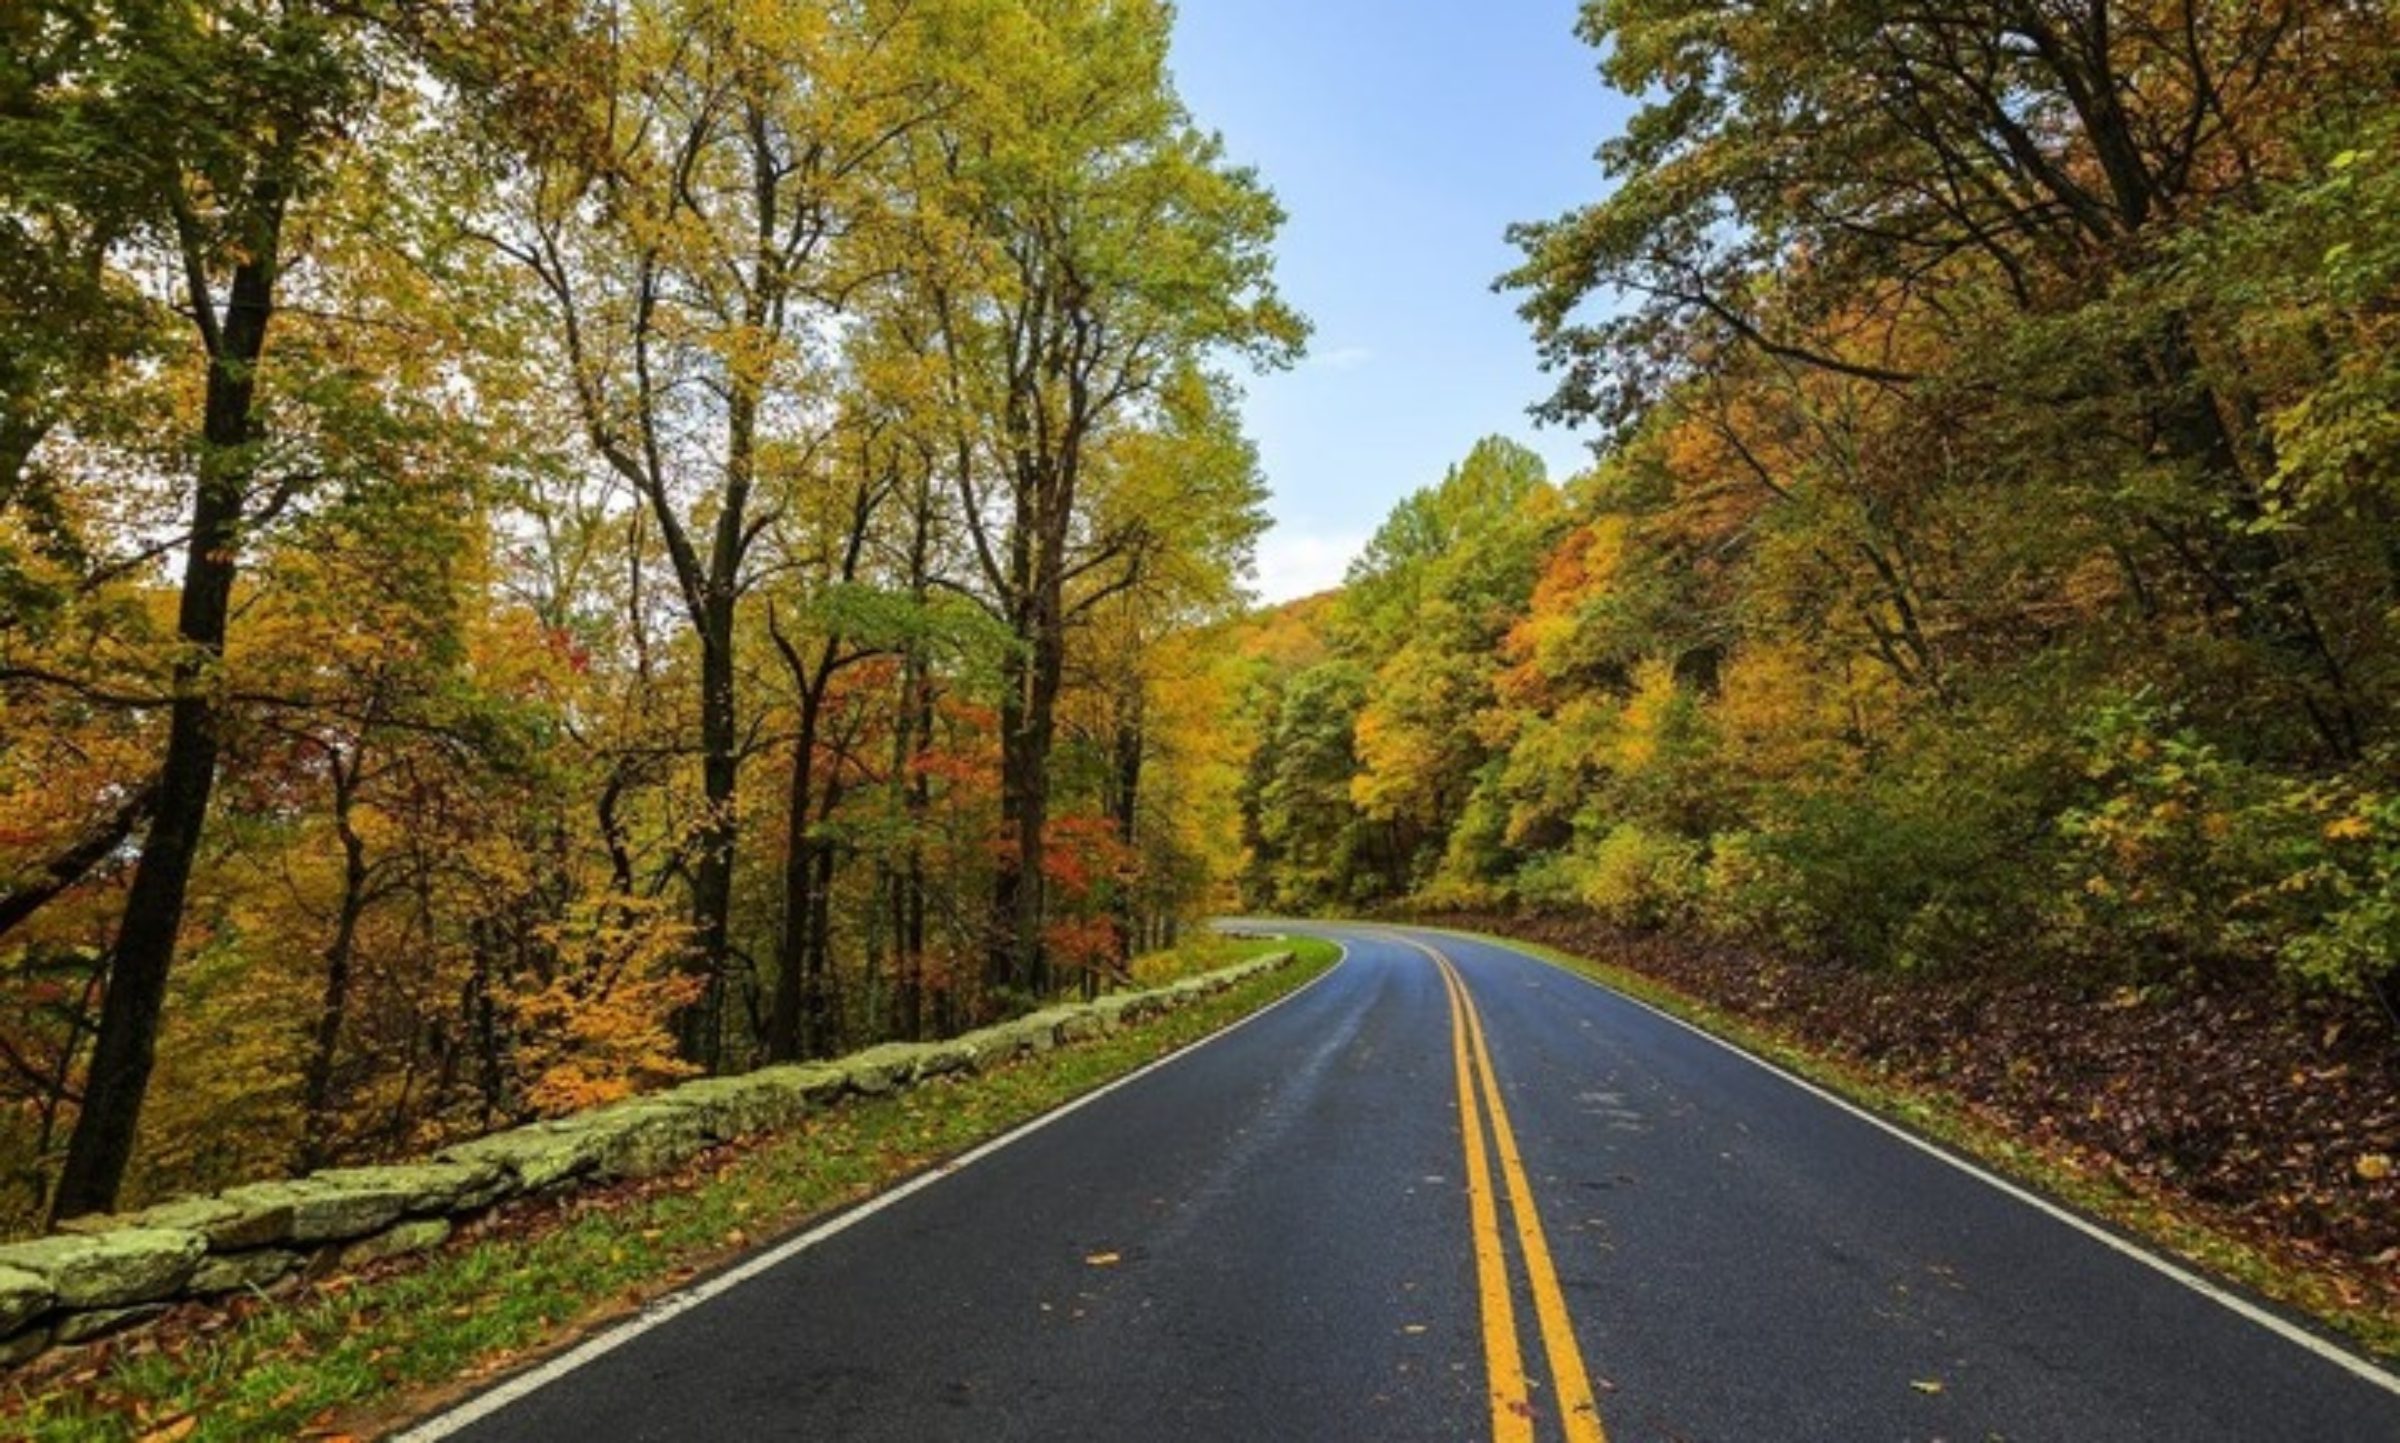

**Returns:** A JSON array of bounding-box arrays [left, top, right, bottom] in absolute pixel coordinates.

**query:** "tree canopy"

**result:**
[[1235, 0, 2400, 1021], [0, 0, 1296, 1225]]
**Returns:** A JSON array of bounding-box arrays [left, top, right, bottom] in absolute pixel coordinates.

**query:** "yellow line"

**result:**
[[1449, 955, 1609, 1443], [1401, 924, 1609, 1443], [1441, 955, 1535, 1443]]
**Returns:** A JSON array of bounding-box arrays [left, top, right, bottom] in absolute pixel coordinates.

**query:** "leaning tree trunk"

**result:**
[[51, 231, 277, 1221]]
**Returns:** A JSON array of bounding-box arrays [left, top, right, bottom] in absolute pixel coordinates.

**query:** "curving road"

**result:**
[[401, 923, 2400, 1442]]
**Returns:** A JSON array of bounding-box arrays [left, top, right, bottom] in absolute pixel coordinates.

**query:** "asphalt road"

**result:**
[[404, 924, 2400, 1442]]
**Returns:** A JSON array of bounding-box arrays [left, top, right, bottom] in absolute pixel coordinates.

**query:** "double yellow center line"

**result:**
[[1411, 936, 1608, 1443]]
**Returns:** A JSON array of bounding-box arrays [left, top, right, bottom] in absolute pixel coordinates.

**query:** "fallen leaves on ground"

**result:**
[[1427, 912, 2400, 1333]]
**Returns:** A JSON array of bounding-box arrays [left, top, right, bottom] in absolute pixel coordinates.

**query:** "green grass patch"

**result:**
[[1417, 922, 2400, 1366], [1127, 931, 1300, 987], [4, 938, 1341, 1442]]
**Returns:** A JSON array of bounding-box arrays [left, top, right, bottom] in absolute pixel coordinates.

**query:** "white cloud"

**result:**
[[1249, 526, 1367, 605]]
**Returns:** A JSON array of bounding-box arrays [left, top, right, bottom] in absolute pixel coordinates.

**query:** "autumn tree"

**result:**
[[1341, 438, 1559, 895], [1214, 0, 2400, 1010], [1061, 367, 1267, 975], [908, 0, 1302, 1005], [758, 381, 912, 1061], [480, 0, 945, 1064], [5, 0, 430, 1220], [0, 0, 1298, 1226], [1507, 0, 2400, 763]]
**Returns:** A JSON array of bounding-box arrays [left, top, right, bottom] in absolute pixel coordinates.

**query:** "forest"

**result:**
[[0, 0, 1298, 1232], [7, 0, 2400, 1262], [1237, 2, 2400, 1018]]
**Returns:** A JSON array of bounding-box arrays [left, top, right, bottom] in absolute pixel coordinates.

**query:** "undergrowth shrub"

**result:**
[[1711, 721, 2061, 972], [2059, 702, 2400, 997], [1578, 821, 1702, 928]]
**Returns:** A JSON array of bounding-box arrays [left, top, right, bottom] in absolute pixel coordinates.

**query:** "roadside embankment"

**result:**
[[0, 949, 1305, 1385], [1415, 911, 2400, 1362]]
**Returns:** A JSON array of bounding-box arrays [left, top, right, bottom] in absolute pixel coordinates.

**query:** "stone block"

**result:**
[[54, 1302, 169, 1345], [304, 1161, 510, 1218], [1053, 1008, 1106, 1044], [840, 1042, 937, 1095], [187, 1248, 302, 1295], [666, 1075, 801, 1139], [338, 1217, 451, 1268], [439, 1122, 611, 1193], [570, 1101, 713, 1180], [915, 1038, 979, 1078], [214, 1175, 408, 1245], [0, 1229, 203, 1309], [0, 1264, 52, 1336], [958, 1027, 1021, 1069]]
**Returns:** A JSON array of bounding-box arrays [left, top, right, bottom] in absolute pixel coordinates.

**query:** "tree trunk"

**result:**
[[683, 588, 738, 1068], [994, 613, 1062, 1004], [299, 752, 369, 1171], [2147, 321, 2362, 760], [467, 938, 505, 1131], [764, 463, 882, 1059], [1108, 690, 1144, 982], [803, 823, 840, 1054], [998, 495, 1072, 1003], [987, 493, 1035, 1007], [50, 225, 277, 1222], [894, 644, 932, 1041], [672, 333, 760, 1069], [768, 672, 827, 1061]]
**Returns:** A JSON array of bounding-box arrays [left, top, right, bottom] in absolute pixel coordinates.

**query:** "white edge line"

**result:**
[[394, 944, 1349, 1442], [1393, 922, 2400, 1400]]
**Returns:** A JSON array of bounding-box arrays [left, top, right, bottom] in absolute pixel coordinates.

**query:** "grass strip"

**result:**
[[5, 936, 1341, 1442], [1417, 922, 2400, 1366]]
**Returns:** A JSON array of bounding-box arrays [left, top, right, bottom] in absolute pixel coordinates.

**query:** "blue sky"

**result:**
[[1166, 1, 1636, 602]]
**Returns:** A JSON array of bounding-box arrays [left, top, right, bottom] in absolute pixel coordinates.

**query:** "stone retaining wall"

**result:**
[[0, 951, 1294, 1370]]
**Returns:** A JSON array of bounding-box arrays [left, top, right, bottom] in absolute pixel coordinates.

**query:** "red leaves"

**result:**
[[910, 745, 995, 790], [1040, 813, 1131, 896], [542, 625, 592, 676]]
